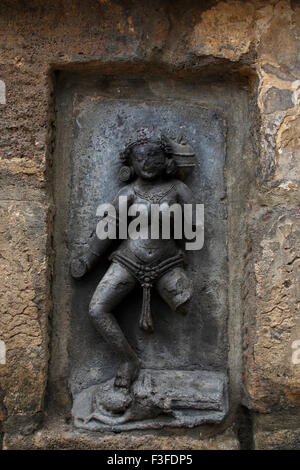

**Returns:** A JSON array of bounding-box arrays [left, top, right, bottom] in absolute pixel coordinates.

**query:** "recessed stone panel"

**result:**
[[52, 75, 229, 430]]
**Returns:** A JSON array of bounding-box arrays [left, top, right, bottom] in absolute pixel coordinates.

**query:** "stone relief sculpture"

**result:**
[[70, 132, 228, 431]]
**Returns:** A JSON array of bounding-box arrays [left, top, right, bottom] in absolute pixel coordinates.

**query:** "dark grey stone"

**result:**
[[67, 95, 227, 398], [66, 91, 228, 428], [72, 369, 228, 431], [50, 73, 256, 430], [263, 87, 294, 114]]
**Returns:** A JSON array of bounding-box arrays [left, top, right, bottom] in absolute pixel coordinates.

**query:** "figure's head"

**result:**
[[120, 138, 177, 182]]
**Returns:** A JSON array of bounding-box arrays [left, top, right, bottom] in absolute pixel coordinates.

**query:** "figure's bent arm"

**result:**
[[70, 185, 133, 279], [176, 179, 194, 206], [70, 234, 111, 279], [176, 180, 196, 225]]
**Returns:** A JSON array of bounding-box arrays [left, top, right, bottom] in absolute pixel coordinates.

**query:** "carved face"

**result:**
[[131, 142, 166, 181]]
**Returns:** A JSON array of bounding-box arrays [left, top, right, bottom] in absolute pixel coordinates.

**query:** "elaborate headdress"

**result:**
[[161, 134, 196, 180], [119, 133, 195, 182]]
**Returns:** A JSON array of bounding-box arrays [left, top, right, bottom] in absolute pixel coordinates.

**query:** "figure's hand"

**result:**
[[70, 257, 88, 279]]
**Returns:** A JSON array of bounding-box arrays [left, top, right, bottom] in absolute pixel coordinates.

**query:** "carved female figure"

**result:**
[[71, 135, 195, 390]]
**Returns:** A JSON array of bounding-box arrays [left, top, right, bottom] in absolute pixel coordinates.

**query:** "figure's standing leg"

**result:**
[[89, 262, 139, 389], [156, 267, 193, 314]]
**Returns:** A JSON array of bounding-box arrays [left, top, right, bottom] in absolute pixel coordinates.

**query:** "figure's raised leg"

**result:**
[[155, 267, 193, 315], [89, 262, 139, 389]]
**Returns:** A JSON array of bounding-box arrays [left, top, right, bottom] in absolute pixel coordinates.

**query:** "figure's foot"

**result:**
[[114, 357, 140, 389]]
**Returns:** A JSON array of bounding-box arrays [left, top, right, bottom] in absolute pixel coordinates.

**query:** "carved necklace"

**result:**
[[134, 183, 175, 204]]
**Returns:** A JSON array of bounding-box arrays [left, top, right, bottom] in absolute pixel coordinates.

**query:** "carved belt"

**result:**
[[110, 251, 184, 332]]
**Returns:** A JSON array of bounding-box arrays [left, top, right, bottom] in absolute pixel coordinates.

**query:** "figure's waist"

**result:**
[[109, 248, 184, 285], [118, 239, 179, 264]]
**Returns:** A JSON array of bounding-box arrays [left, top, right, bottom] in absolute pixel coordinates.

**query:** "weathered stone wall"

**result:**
[[0, 0, 299, 449]]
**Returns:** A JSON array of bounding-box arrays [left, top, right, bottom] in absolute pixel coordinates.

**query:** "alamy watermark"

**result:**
[[95, 196, 204, 251]]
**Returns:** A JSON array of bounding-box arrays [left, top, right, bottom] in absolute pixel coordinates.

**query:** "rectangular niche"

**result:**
[[49, 69, 254, 431]]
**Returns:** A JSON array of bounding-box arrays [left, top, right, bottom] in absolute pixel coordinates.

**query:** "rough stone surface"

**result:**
[[262, 87, 294, 114], [0, 201, 50, 426], [3, 421, 239, 450], [253, 412, 300, 450], [0, 0, 299, 449], [49, 72, 252, 442], [243, 206, 300, 414], [54, 77, 228, 404], [73, 370, 228, 431], [254, 429, 300, 450]]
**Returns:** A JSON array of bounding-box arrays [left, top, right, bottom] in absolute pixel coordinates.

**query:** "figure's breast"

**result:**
[[122, 184, 181, 264], [128, 196, 180, 237]]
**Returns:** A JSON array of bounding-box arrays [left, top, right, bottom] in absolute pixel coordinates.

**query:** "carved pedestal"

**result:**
[[73, 370, 228, 431]]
